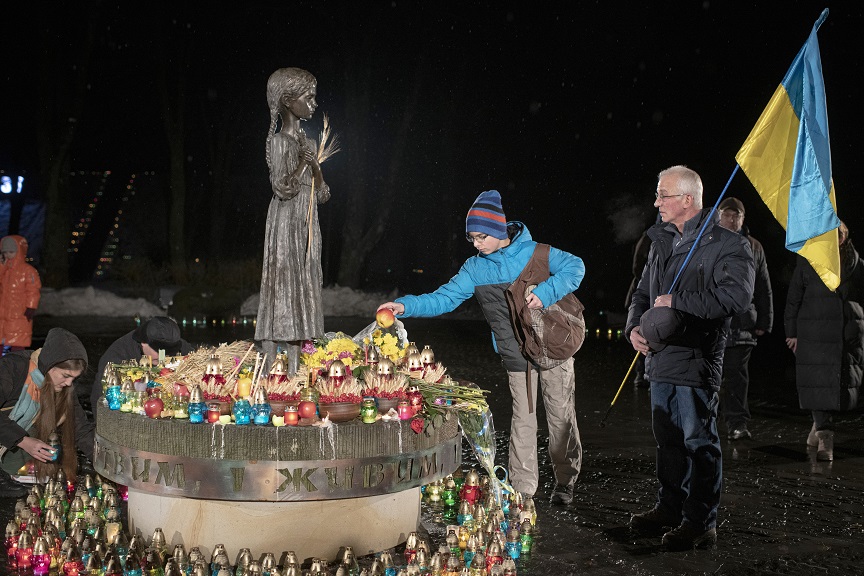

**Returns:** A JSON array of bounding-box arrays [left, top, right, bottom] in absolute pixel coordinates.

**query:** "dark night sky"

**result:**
[[1, 1, 862, 314]]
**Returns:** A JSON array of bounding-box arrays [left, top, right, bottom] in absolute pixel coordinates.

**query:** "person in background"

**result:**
[[0, 235, 41, 353], [784, 221, 864, 461], [626, 165, 754, 551], [378, 190, 586, 506], [625, 226, 653, 389], [90, 316, 194, 418], [716, 197, 773, 441], [0, 328, 92, 497]]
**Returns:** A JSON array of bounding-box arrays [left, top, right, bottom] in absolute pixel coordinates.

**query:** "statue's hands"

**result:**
[[305, 147, 322, 173], [297, 147, 313, 167]]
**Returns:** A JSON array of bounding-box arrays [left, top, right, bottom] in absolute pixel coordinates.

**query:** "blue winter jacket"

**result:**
[[396, 222, 585, 371]]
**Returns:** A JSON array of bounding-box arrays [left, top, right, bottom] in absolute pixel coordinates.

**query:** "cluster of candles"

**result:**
[[417, 468, 534, 575], [101, 348, 434, 427], [4, 466, 530, 575]]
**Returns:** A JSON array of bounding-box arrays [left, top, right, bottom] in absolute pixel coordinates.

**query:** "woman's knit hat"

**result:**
[[466, 190, 508, 240], [38, 328, 88, 373]]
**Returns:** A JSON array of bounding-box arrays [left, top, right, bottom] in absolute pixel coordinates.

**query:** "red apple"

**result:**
[[159, 368, 173, 377], [297, 400, 317, 419], [173, 382, 190, 397], [376, 308, 395, 328], [144, 397, 164, 419]]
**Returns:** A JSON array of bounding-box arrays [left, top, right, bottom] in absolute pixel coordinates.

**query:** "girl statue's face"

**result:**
[[286, 86, 318, 120]]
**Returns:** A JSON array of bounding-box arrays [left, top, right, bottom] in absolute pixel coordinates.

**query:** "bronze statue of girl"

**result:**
[[256, 67, 330, 374]]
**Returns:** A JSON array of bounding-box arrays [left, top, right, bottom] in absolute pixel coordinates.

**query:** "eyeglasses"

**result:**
[[654, 192, 687, 201], [466, 233, 489, 243]]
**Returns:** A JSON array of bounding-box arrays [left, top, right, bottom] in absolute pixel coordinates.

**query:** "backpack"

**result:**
[[505, 244, 586, 371]]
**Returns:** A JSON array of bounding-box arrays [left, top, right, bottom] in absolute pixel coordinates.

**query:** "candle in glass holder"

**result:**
[[284, 405, 299, 426], [14, 532, 33, 572], [233, 399, 252, 425], [407, 386, 424, 415], [360, 397, 378, 424], [206, 403, 221, 424], [188, 401, 206, 423], [105, 385, 123, 411], [173, 394, 189, 419], [397, 401, 413, 420]]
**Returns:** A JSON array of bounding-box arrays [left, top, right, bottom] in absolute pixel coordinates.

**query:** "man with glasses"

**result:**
[[625, 166, 754, 551], [378, 189, 586, 506]]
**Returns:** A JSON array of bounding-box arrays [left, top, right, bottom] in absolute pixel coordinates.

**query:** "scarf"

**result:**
[[7, 349, 44, 432]]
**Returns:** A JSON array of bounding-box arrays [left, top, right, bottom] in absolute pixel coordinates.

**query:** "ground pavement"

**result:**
[[2, 316, 862, 575]]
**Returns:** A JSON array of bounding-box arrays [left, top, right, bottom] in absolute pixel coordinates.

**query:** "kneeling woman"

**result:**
[[1, 327, 93, 488]]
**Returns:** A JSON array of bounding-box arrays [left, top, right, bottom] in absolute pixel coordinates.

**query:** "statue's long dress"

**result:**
[[255, 131, 330, 352]]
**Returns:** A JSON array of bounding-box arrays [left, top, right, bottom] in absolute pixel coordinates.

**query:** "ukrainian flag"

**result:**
[[736, 8, 841, 290]]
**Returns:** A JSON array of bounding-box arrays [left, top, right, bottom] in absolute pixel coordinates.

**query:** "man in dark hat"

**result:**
[[625, 166, 754, 551], [717, 197, 773, 441], [89, 317, 194, 419]]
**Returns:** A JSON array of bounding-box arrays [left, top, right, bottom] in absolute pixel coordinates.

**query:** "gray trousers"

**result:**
[[507, 357, 582, 495]]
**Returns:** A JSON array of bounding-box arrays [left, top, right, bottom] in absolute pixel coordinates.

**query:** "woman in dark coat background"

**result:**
[[785, 222, 864, 461]]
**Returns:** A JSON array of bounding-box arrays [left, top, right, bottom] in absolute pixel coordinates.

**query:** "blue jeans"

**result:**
[[650, 381, 722, 530]]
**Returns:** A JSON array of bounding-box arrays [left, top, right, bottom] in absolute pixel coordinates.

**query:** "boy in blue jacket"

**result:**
[[378, 190, 586, 505]]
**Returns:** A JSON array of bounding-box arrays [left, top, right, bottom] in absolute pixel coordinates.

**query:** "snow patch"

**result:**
[[37, 287, 164, 318]]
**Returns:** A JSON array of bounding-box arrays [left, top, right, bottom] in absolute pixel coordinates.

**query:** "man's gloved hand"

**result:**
[[23, 308, 36, 320]]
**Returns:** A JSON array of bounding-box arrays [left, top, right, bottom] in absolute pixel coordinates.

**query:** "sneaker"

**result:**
[[630, 507, 681, 536], [662, 522, 717, 551], [728, 427, 751, 441], [550, 483, 574, 505]]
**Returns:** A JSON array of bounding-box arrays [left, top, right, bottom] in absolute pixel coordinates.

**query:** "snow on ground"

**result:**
[[37, 285, 398, 319], [37, 287, 165, 317]]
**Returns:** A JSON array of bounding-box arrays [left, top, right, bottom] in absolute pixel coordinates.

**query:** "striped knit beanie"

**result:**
[[466, 190, 507, 240]]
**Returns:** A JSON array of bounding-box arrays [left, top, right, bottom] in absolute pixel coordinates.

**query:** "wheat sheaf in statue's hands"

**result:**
[[305, 114, 340, 259]]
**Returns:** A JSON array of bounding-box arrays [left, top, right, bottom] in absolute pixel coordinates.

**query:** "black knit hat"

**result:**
[[132, 317, 183, 355], [38, 328, 88, 373], [639, 307, 687, 352]]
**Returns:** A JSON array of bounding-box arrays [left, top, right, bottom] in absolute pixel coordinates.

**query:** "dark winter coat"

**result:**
[[624, 228, 652, 311], [90, 330, 194, 415], [0, 350, 95, 460], [784, 242, 864, 411], [726, 228, 773, 347], [396, 222, 585, 372], [625, 209, 755, 391]]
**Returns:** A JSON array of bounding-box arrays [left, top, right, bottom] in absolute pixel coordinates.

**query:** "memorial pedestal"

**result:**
[[94, 404, 460, 559]]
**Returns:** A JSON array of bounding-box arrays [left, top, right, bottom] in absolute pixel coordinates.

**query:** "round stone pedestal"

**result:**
[[94, 404, 460, 559], [127, 486, 421, 560]]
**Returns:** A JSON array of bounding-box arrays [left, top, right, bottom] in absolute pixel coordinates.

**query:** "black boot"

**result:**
[[0, 468, 30, 498]]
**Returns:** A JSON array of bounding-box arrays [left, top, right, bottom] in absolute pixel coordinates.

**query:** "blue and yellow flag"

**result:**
[[736, 8, 840, 290]]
